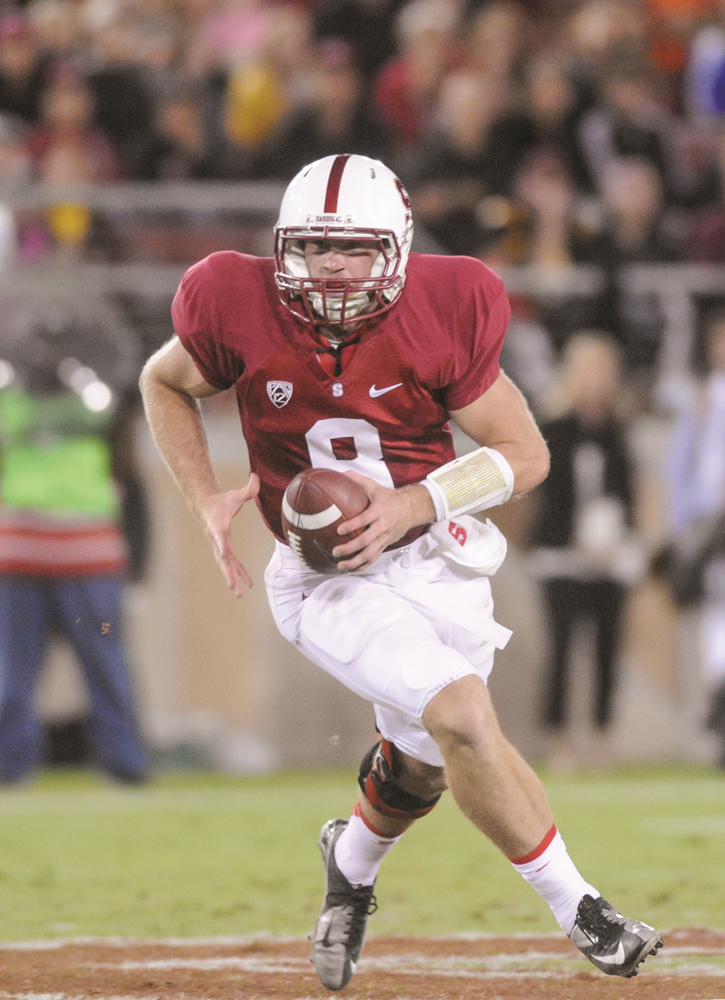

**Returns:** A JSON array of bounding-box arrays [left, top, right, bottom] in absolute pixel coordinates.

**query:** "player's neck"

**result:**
[[318, 318, 366, 343]]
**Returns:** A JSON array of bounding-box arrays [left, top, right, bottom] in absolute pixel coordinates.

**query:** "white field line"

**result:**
[[83, 947, 725, 979], [33, 929, 722, 949]]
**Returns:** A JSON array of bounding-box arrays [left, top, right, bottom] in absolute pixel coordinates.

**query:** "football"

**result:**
[[281, 468, 371, 572]]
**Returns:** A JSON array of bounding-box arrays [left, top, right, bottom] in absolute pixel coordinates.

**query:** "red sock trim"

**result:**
[[509, 824, 557, 866], [352, 800, 390, 837]]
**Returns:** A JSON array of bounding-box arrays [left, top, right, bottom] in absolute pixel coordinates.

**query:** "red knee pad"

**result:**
[[358, 738, 441, 820]]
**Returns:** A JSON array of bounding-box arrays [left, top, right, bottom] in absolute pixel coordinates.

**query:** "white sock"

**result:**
[[334, 812, 403, 887], [511, 827, 599, 935]]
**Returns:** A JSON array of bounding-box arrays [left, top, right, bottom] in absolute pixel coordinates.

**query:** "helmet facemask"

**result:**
[[274, 228, 405, 328]]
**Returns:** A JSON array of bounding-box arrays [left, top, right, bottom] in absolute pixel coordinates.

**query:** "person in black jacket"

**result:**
[[528, 332, 637, 761]]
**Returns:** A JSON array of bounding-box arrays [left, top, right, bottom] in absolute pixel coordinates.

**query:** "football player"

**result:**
[[139, 154, 663, 987]]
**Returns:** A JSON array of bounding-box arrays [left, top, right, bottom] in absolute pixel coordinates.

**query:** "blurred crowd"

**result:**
[[0, 1, 724, 379], [0, 0, 724, 253]]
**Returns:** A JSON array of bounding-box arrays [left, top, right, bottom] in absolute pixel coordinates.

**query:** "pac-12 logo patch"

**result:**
[[267, 381, 293, 408]]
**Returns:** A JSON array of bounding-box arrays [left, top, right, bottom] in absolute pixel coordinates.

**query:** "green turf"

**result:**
[[0, 766, 723, 940]]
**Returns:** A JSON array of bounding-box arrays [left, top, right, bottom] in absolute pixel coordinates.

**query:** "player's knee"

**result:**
[[358, 738, 445, 819], [423, 676, 501, 756]]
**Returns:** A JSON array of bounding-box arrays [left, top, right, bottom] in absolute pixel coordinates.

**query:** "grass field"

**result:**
[[0, 765, 724, 943]]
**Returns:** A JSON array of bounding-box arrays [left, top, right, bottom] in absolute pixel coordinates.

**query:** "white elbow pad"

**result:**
[[423, 446, 514, 520]]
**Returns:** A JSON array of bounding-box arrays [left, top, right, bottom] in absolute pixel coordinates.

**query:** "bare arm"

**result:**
[[139, 336, 260, 596], [334, 370, 549, 570], [450, 369, 550, 495]]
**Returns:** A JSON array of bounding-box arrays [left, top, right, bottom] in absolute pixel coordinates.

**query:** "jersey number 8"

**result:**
[[305, 418, 395, 488]]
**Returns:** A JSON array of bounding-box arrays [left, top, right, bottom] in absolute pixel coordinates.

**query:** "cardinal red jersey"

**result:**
[[172, 251, 510, 542]]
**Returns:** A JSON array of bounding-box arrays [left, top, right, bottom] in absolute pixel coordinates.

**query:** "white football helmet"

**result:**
[[274, 154, 414, 327]]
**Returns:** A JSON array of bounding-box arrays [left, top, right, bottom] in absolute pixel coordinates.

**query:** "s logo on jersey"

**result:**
[[267, 381, 293, 408]]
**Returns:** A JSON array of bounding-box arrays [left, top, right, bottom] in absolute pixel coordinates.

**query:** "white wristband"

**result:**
[[424, 446, 514, 520]]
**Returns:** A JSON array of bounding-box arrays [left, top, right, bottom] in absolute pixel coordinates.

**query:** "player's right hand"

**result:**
[[332, 474, 435, 571], [198, 472, 260, 597]]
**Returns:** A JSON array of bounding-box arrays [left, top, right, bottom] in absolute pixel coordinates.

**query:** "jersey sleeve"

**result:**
[[440, 265, 510, 412], [171, 255, 244, 390]]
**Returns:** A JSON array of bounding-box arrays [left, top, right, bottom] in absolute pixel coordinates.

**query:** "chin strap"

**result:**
[[314, 334, 362, 377]]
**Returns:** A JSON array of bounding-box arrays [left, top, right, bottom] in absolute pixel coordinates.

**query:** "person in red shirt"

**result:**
[[139, 153, 663, 988]]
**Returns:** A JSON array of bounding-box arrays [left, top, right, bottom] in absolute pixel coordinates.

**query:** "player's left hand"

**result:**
[[332, 471, 435, 571]]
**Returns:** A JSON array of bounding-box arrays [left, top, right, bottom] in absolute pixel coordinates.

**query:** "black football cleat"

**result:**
[[569, 894, 664, 977], [310, 818, 377, 990]]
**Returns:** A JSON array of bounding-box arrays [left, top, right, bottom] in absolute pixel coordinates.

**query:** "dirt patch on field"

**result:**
[[1, 929, 724, 1000]]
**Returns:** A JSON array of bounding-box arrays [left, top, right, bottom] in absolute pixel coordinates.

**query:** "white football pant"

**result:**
[[265, 522, 509, 766]]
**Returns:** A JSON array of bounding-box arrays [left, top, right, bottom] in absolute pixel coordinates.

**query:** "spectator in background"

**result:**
[[516, 146, 578, 268], [27, 63, 121, 183], [577, 58, 688, 205], [27, 0, 83, 63], [0, 12, 53, 126], [483, 148, 605, 344], [667, 309, 725, 766], [221, 5, 316, 177], [575, 156, 684, 393], [372, 0, 458, 156], [0, 308, 150, 786], [528, 332, 638, 770], [125, 14, 184, 105], [313, 0, 403, 80], [646, 0, 705, 113], [565, 0, 650, 115], [185, 0, 272, 80], [578, 155, 685, 265], [261, 39, 392, 180], [181, 0, 313, 176], [407, 70, 505, 254], [0, 112, 31, 186], [682, 1, 725, 121], [689, 125, 725, 260], [86, 18, 156, 177], [483, 54, 592, 197], [463, 0, 526, 104], [137, 82, 221, 180]]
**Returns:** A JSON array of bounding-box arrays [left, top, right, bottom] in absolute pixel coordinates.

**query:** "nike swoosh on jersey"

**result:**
[[369, 383, 403, 397], [595, 942, 627, 966]]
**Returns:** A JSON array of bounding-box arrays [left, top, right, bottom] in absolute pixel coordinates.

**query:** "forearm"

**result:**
[[140, 372, 221, 522], [486, 436, 550, 496], [451, 373, 550, 499], [140, 337, 258, 596]]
